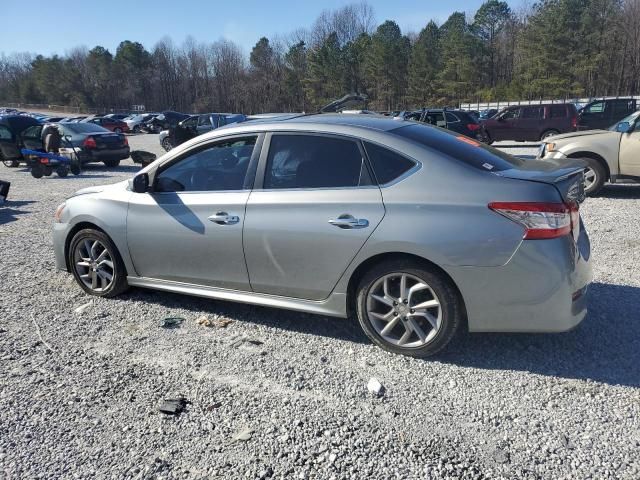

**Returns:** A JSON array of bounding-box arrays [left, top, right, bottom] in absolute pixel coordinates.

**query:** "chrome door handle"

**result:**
[[208, 212, 240, 225], [328, 214, 369, 229]]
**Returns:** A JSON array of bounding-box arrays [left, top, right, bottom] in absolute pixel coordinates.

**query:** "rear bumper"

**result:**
[[77, 147, 130, 164], [447, 228, 592, 332]]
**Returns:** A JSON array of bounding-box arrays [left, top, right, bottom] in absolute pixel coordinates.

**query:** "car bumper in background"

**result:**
[[447, 226, 592, 332], [77, 147, 130, 163]]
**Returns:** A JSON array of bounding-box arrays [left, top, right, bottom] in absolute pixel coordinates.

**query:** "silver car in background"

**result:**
[[52, 115, 592, 357]]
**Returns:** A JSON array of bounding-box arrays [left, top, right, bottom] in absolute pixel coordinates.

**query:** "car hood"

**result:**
[[71, 180, 128, 197], [547, 129, 617, 141]]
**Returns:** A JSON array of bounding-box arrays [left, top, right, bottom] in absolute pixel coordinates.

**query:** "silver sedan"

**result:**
[[53, 114, 592, 357]]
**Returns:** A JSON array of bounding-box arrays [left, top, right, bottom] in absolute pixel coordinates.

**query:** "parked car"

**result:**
[[82, 116, 130, 133], [159, 113, 246, 151], [104, 114, 130, 121], [400, 109, 482, 140], [3, 122, 130, 167], [125, 114, 156, 133], [143, 111, 190, 134], [481, 103, 578, 143], [538, 110, 640, 195], [52, 114, 590, 357], [60, 116, 87, 123], [578, 98, 637, 130], [0, 115, 43, 167]]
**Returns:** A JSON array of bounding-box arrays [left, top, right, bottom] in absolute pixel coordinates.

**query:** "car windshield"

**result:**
[[608, 111, 640, 131], [60, 123, 111, 134], [393, 123, 525, 171]]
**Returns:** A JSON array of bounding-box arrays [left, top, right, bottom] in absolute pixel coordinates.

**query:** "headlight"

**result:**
[[545, 142, 556, 153], [54, 202, 66, 222]]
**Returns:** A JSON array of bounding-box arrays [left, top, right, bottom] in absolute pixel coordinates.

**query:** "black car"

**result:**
[[578, 98, 638, 130], [400, 109, 482, 139], [0, 115, 43, 167], [143, 111, 190, 133], [1, 120, 129, 168]]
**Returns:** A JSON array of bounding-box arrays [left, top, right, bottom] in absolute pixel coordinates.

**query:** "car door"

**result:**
[[243, 133, 385, 301], [618, 119, 640, 177], [519, 106, 543, 141], [21, 125, 44, 150], [0, 124, 21, 160], [491, 107, 521, 141], [126, 134, 261, 290]]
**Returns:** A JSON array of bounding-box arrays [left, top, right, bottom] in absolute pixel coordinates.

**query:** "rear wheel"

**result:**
[[161, 137, 173, 152], [31, 163, 45, 178], [356, 260, 462, 357], [133, 125, 140, 133], [540, 129, 559, 141], [56, 166, 69, 177], [480, 130, 493, 144], [103, 158, 121, 168], [582, 157, 606, 196], [114, 127, 122, 134], [68, 229, 128, 297]]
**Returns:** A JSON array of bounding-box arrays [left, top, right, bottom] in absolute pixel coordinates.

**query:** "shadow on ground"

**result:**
[[0, 200, 35, 225], [595, 184, 640, 199], [120, 281, 638, 387]]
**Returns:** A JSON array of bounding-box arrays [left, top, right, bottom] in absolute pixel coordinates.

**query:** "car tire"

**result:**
[[583, 157, 606, 196], [31, 163, 45, 178], [3, 159, 20, 168], [540, 129, 559, 141], [103, 159, 121, 168], [161, 137, 173, 152], [68, 229, 128, 297], [56, 166, 69, 177], [480, 130, 493, 144], [355, 259, 463, 357], [133, 125, 140, 133], [114, 128, 122, 133], [43, 166, 53, 176]]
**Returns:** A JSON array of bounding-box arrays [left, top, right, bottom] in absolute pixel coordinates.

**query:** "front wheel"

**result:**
[[3, 159, 20, 168], [356, 260, 462, 357], [583, 158, 606, 196], [540, 129, 559, 141], [68, 229, 128, 297], [114, 127, 122, 134]]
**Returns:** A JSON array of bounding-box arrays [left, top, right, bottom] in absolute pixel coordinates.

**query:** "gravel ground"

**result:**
[[1, 135, 639, 479]]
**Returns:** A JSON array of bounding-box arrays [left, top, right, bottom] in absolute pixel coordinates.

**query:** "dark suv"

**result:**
[[481, 103, 578, 143], [578, 98, 637, 130], [401, 109, 482, 139]]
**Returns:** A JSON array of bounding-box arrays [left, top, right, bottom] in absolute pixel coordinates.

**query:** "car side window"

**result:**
[[586, 102, 604, 113], [549, 105, 566, 118], [445, 112, 460, 123], [198, 115, 211, 127], [0, 125, 13, 140], [264, 134, 370, 189], [364, 142, 416, 185], [154, 136, 256, 193], [22, 125, 43, 139], [521, 107, 543, 119], [501, 108, 520, 120]]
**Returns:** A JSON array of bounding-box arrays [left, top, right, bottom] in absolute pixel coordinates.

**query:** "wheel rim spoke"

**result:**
[[366, 272, 443, 349]]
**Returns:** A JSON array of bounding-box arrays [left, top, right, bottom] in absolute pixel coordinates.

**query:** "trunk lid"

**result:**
[[93, 133, 127, 150], [495, 158, 587, 204]]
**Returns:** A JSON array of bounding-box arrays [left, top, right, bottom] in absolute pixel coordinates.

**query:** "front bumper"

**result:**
[[446, 224, 592, 332], [53, 222, 71, 271]]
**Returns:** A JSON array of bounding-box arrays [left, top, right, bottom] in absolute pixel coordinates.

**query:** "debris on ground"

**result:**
[[206, 402, 222, 411], [367, 377, 385, 397], [74, 302, 92, 315], [161, 317, 184, 329], [229, 336, 264, 348], [491, 447, 510, 464], [230, 426, 253, 443], [158, 397, 189, 415], [196, 315, 233, 328]]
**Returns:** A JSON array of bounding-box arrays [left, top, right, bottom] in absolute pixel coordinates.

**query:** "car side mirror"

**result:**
[[616, 121, 632, 133], [133, 172, 150, 193]]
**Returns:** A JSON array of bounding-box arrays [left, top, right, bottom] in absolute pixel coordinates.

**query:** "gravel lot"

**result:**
[[1, 134, 639, 479]]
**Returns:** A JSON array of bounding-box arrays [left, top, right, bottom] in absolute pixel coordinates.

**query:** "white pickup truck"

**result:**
[[538, 111, 640, 195]]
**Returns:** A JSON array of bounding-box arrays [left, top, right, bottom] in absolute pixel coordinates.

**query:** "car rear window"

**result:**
[[393, 123, 525, 172], [364, 142, 416, 184], [61, 123, 110, 134]]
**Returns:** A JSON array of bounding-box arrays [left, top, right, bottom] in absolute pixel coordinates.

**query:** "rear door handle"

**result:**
[[208, 211, 240, 225], [328, 214, 369, 229]]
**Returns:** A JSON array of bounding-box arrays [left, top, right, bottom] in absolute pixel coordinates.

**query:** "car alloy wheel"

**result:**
[[584, 167, 597, 191], [69, 229, 128, 297], [114, 128, 122, 133], [356, 261, 462, 357], [161, 138, 173, 151], [73, 238, 115, 292], [366, 273, 442, 347]]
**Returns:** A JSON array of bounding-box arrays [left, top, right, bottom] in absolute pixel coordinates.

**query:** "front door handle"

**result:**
[[328, 214, 369, 229], [208, 212, 240, 225]]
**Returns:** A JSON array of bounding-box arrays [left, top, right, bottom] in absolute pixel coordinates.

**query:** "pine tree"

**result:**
[[408, 21, 440, 107]]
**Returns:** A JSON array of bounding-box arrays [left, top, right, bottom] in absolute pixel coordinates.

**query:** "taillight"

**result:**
[[467, 123, 480, 131], [571, 116, 577, 129], [83, 136, 97, 149], [123, 136, 128, 146], [488, 202, 578, 240]]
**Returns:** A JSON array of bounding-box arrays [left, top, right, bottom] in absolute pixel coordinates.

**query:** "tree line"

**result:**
[[1, 0, 639, 114]]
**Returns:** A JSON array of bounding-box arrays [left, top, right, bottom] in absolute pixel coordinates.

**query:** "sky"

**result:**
[[0, 0, 511, 57]]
